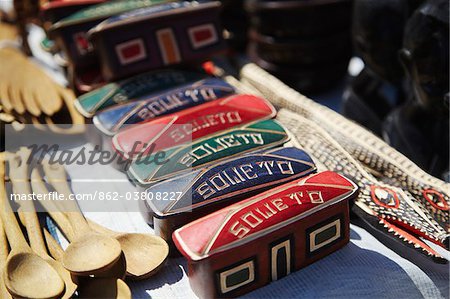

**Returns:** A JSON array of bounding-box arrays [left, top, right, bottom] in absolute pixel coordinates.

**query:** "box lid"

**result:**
[[146, 146, 317, 217], [74, 69, 206, 117], [128, 119, 290, 184], [173, 171, 357, 261], [93, 78, 235, 135], [50, 0, 171, 31], [41, 0, 105, 12], [89, 1, 221, 35], [112, 94, 276, 159]]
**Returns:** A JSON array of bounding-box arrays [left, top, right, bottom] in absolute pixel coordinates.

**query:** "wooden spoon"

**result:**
[[0, 153, 64, 299], [32, 163, 127, 280], [43, 232, 131, 299], [43, 227, 126, 281], [6, 149, 75, 298], [6, 148, 46, 251], [42, 162, 122, 276], [0, 217, 12, 299], [30, 168, 78, 299], [36, 159, 168, 279], [88, 220, 169, 280], [43, 221, 131, 299]]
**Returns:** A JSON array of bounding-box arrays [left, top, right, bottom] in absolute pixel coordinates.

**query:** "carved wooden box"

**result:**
[[145, 147, 316, 242], [173, 171, 358, 298], [88, 1, 226, 80]]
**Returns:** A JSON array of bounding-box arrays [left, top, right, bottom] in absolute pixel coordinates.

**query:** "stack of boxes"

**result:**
[[38, 1, 358, 297], [245, 0, 353, 92]]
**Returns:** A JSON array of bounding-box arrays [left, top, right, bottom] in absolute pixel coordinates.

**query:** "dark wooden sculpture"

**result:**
[[343, 0, 422, 134], [384, 0, 449, 179], [245, 0, 352, 92]]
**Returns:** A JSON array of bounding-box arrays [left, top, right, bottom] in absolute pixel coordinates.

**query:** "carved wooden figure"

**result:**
[[385, 0, 449, 178]]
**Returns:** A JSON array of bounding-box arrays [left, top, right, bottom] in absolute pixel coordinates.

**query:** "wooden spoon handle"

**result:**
[[31, 168, 75, 242], [64, 212, 91, 237], [42, 162, 91, 236], [87, 219, 117, 237], [0, 216, 8, 264], [0, 153, 29, 251], [43, 229, 64, 262], [0, 217, 12, 299], [8, 149, 48, 257]]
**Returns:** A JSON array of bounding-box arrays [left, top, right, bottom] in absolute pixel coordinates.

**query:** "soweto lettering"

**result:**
[[170, 111, 242, 142], [178, 133, 264, 167], [195, 160, 294, 199], [229, 191, 323, 239], [137, 87, 218, 120]]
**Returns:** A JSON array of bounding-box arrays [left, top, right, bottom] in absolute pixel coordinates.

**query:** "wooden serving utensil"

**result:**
[[7, 149, 77, 298], [30, 168, 78, 299], [35, 156, 168, 279], [0, 47, 62, 117], [32, 162, 127, 280], [88, 220, 169, 280], [0, 217, 12, 299], [34, 156, 169, 279], [41, 162, 123, 276], [0, 153, 64, 299], [0, 22, 85, 135], [43, 229, 131, 299]]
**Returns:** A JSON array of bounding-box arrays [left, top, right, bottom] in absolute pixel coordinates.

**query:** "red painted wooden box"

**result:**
[[173, 171, 358, 298]]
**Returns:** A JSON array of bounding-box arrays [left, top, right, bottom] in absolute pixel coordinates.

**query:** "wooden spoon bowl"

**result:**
[[5, 252, 65, 299], [116, 233, 169, 280], [87, 220, 169, 280], [1, 151, 65, 299], [62, 233, 122, 275], [44, 257, 77, 299]]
